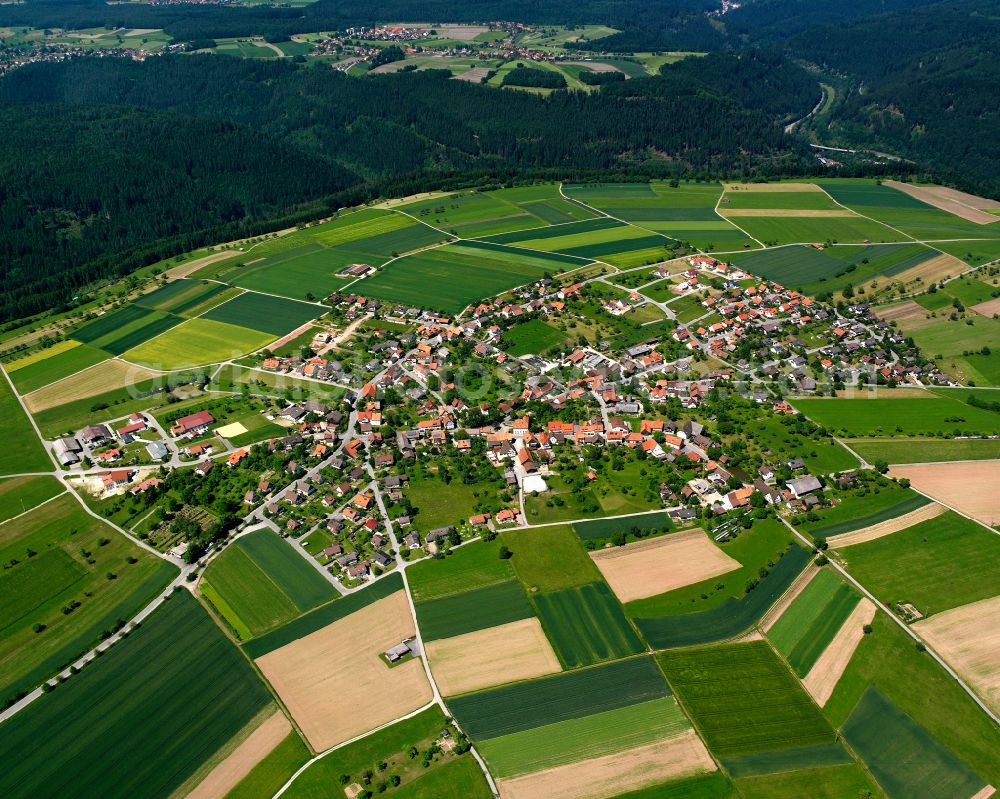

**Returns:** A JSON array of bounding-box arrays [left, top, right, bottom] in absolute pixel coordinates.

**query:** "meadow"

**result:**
[[477, 696, 690, 778], [124, 318, 275, 369], [0, 475, 63, 523], [836, 510, 1000, 615], [734, 764, 879, 799], [242, 572, 402, 659], [414, 578, 534, 641], [634, 544, 811, 649], [404, 474, 489, 532], [842, 686, 989, 799], [803, 490, 930, 539], [845, 437, 1000, 464], [658, 641, 840, 758], [794, 395, 1000, 437], [532, 581, 644, 668], [406, 538, 515, 601], [0, 493, 177, 701], [501, 523, 602, 593], [359, 240, 584, 314], [767, 569, 861, 677], [0, 591, 273, 799], [201, 292, 320, 336], [449, 655, 669, 741], [200, 529, 337, 640], [0, 372, 51, 473], [6, 341, 108, 394], [729, 214, 900, 246], [503, 319, 565, 356]]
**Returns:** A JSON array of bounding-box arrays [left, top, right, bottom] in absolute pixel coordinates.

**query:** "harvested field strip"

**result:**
[[913, 595, 1000, 717], [449, 655, 669, 741], [842, 686, 989, 799], [201, 293, 319, 336], [885, 181, 1000, 225], [811, 493, 932, 539], [573, 510, 672, 541], [802, 598, 877, 707], [6, 342, 108, 394], [828, 501, 945, 548], [243, 572, 402, 658], [635, 545, 810, 649], [889, 461, 1000, 526], [493, 729, 716, 799], [590, 529, 739, 604], [478, 696, 690, 778], [767, 570, 861, 677], [761, 565, 818, 633], [658, 641, 837, 758], [426, 617, 561, 697], [415, 578, 534, 641], [532, 581, 644, 668], [255, 591, 431, 751], [0, 592, 272, 799], [721, 741, 853, 777], [186, 710, 291, 799], [22, 358, 161, 413]]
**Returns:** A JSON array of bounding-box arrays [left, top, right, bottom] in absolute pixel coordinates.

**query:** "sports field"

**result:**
[[837, 510, 1000, 615], [0, 493, 178, 701], [414, 578, 534, 641], [200, 529, 337, 639], [532, 581, 644, 668], [658, 641, 841, 759], [842, 686, 990, 799], [124, 318, 275, 369], [0, 591, 273, 799], [359, 240, 586, 314], [767, 569, 861, 677], [0, 372, 51, 473]]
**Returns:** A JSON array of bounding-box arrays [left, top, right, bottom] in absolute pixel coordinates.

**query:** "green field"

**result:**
[[532, 581, 644, 668], [836, 510, 1000, 615], [136, 279, 229, 316], [503, 319, 565, 356], [449, 655, 669, 741], [845, 437, 1000, 463], [405, 474, 491, 532], [767, 569, 861, 676], [0, 591, 272, 799], [501, 523, 602, 592], [572, 510, 673, 542], [794, 395, 1000, 437], [658, 641, 839, 759], [223, 731, 310, 799], [634, 544, 811, 649], [842, 687, 989, 799], [730, 214, 900, 246], [0, 476, 63, 523], [477, 696, 690, 778], [805, 491, 930, 539], [125, 318, 275, 369], [407, 538, 516, 601], [281, 705, 490, 799], [734, 764, 881, 799], [201, 529, 338, 639], [71, 304, 185, 355], [6, 341, 108, 393], [604, 772, 735, 799], [414, 579, 534, 641], [358, 240, 586, 314], [243, 573, 402, 659], [0, 493, 177, 701], [201, 292, 320, 336]]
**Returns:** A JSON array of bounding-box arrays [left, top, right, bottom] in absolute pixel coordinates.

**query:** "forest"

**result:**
[[0, 52, 818, 323]]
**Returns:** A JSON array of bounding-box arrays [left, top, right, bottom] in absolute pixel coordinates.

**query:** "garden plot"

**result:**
[[590, 529, 740, 603], [254, 590, 432, 750], [914, 594, 1000, 716], [889, 461, 1000, 526], [425, 617, 561, 696]]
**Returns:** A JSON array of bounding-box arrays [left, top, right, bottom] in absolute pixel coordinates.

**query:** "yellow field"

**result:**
[[5, 340, 82, 372], [23, 359, 161, 413]]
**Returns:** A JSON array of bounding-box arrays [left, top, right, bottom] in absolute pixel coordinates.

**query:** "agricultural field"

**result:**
[[415, 578, 534, 641], [835, 510, 1000, 615], [0, 475, 63, 523], [221, 729, 310, 799], [0, 493, 178, 702], [532, 581, 644, 668], [845, 437, 1000, 464], [483, 217, 673, 265], [281, 706, 491, 799], [403, 474, 495, 533], [5, 340, 109, 394], [501, 523, 603, 593], [0, 591, 273, 799], [572, 510, 672, 543], [71, 304, 184, 356], [842, 687, 991, 799], [124, 318, 275, 369], [359, 240, 586, 314], [794, 394, 1000, 437], [135, 279, 231, 316], [890, 459, 1000, 527], [658, 642, 846, 768], [407, 537, 515, 601], [799, 485, 930, 539], [200, 529, 338, 640], [0, 372, 52, 473], [766, 569, 862, 677], [200, 292, 320, 337]]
